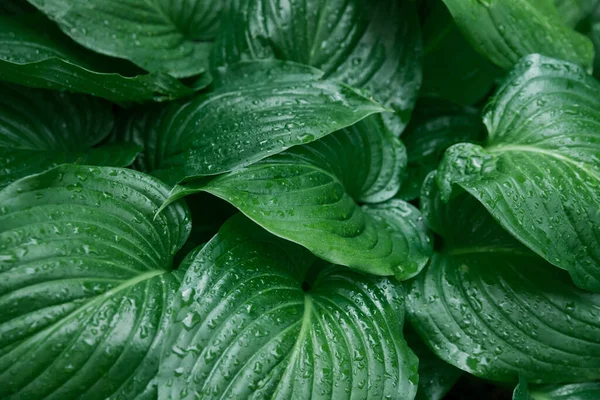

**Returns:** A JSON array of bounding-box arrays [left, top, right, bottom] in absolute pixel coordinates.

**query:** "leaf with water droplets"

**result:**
[[406, 173, 600, 383], [0, 164, 191, 399], [0, 83, 140, 189], [213, 0, 422, 134], [157, 214, 418, 399], [26, 0, 224, 78], [437, 54, 600, 292], [442, 0, 593, 70], [111, 60, 388, 184], [397, 99, 486, 201], [0, 13, 203, 103], [529, 382, 600, 399], [160, 115, 432, 280]]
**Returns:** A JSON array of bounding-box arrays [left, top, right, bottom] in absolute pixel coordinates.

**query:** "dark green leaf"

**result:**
[[0, 0, 35, 14], [0, 84, 140, 189], [404, 326, 462, 400], [513, 376, 533, 400], [397, 99, 486, 200], [112, 60, 388, 185], [26, 0, 223, 78], [437, 54, 600, 291], [213, 0, 422, 134], [0, 165, 191, 399], [406, 173, 600, 383], [420, 1, 500, 105], [442, 0, 594, 70], [530, 382, 600, 399], [157, 214, 418, 399], [0, 14, 203, 102], [161, 117, 432, 279]]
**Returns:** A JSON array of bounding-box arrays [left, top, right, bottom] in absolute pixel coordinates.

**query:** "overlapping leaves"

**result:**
[[437, 54, 600, 292], [0, 83, 139, 188]]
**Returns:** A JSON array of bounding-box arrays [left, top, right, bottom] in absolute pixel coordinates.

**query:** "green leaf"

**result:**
[[404, 325, 462, 400], [442, 0, 594, 70], [437, 54, 600, 291], [420, 1, 500, 105], [406, 173, 600, 383], [111, 60, 388, 185], [26, 0, 224, 78], [530, 382, 600, 399], [161, 117, 432, 279], [0, 83, 140, 189], [0, 14, 202, 103], [397, 99, 486, 200], [0, 164, 191, 399], [514, 376, 533, 400], [157, 214, 418, 399], [213, 0, 422, 134]]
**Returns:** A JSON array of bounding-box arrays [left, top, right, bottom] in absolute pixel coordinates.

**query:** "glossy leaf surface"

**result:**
[[26, 0, 224, 78], [442, 0, 594, 70], [0, 165, 191, 399], [530, 382, 600, 399], [112, 60, 387, 184], [406, 173, 600, 383], [0, 84, 139, 188], [162, 119, 432, 279], [0, 14, 200, 103], [214, 0, 422, 134], [437, 54, 600, 292], [158, 214, 418, 400]]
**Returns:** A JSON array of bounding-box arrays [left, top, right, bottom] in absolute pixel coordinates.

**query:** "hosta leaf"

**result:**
[[162, 117, 432, 279], [214, 0, 422, 134], [530, 382, 600, 399], [0, 165, 191, 399], [157, 214, 418, 400], [437, 54, 600, 291], [0, 14, 202, 103], [397, 99, 486, 200], [404, 326, 462, 400], [442, 0, 594, 70], [513, 376, 532, 400], [0, 84, 139, 189], [420, 1, 500, 105], [111, 60, 387, 185], [26, 0, 224, 78], [406, 173, 600, 383]]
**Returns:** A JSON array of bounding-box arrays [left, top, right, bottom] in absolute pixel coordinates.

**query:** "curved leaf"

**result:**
[[0, 165, 191, 399], [406, 173, 600, 383], [530, 382, 600, 399], [437, 54, 600, 292], [0, 14, 202, 103], [0, 84, 139, 189], [162, 119, 432, 279], [442, 0, 594, 70], [213, 0, 422, 134], [404, 326, 462, 400], [397, 99, 486, 200], [420, 1, 500, 105], [26, 0, 223, 78], [157, 214, 418, 399], [111, 60, 387, 185]]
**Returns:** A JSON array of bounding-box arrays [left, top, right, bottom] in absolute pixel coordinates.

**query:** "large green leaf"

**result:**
[[0, 14, 202, 103], [213, 0, 422, 134], [442, 0, 594, 70], [530, 382, 600, 399], [26, 0, 224, 78], [406, 173, 600, 383], [0, 165, 191, 399], [0, 84, 139, 189], [420, 0, 500, 105], [161, 117, 432, 279], [157, 214, 418, 399], [111, 60, 387, 185], [397, 99, 486, 200], [437, 54, 600, 292], [404, 326, 462, 400]]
